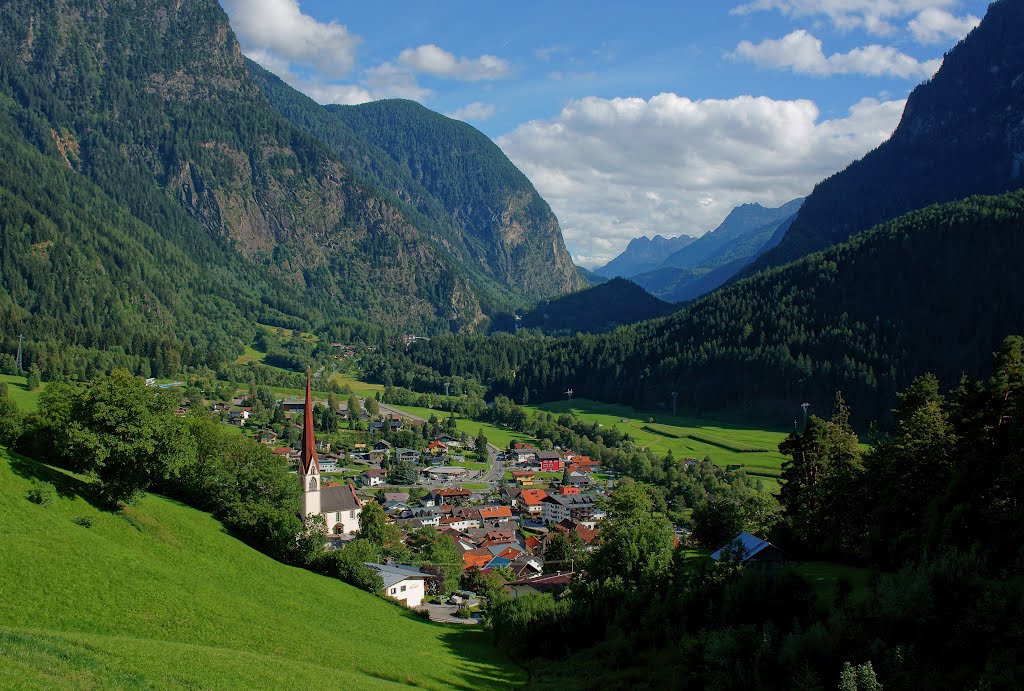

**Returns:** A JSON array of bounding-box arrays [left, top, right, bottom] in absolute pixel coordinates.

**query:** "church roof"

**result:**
[[321, 483, 362, 513], [299, 369, 319, 476]]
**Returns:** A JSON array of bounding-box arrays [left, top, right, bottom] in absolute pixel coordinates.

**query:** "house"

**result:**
[[541, 493, 599, 525], [511, 471, 537, 487], [422, 466, 468, 482], [360, 468, 388, 487], [256, 429, 279, 444], [710, 532, 787, 570], [568, 471, 594, 488], [537, 450, 563, 472], [374, 439, 393, 452], [463, 547, 493, 571], [552, 519, 600, 548], [516, 489, 549, 521], [395, 448, 421, 464], [318, 460, 341, 473], [507, 572, 576, 598], [272, 446, 294, 459], [365, 562, 430, 607], [509, 443, 536, 463], [427, 440, 448, 456], [227, 408, 251, 426], [430, 487, 472, 505], [479, 505, 513, 521], [560, 485, 580, 496]]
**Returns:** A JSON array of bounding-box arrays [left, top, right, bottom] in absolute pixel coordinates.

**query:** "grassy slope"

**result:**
[[530, 398, 789, 480], [385, 405, 538, 450], [0, 373, 45, 412], [0, 448, 524, 689]]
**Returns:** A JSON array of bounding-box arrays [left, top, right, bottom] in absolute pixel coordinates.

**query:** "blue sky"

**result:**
[[221, 0, 989, 267]]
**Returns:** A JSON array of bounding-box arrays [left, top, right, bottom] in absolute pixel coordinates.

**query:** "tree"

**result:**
[[544, 530, 584, 574], [358, 501, 388, 545], [25, 364, 40, 391], [692, 495, 746, 548], [588, 478, 674, 589], [0, 385, 23, 446], [475, 429, 488, 456], [418, 531, 462, 595], [366, 396, 380, 417], [59, 369, 194, 506], [347, 394, 361, 420]]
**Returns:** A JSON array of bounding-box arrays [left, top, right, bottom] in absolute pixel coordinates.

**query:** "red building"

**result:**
[[537, 450, 563, 472]]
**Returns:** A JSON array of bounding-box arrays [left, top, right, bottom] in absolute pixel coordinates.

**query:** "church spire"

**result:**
[[300, 368, 319, 476]]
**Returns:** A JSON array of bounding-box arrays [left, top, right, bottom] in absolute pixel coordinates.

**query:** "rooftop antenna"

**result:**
[[15, 335, 22, 372]]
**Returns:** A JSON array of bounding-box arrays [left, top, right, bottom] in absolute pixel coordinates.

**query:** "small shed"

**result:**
[[710, 532, 787, 570]]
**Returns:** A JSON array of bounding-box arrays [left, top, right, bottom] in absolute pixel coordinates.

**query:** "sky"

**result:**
[[220, 0, 989, 268]]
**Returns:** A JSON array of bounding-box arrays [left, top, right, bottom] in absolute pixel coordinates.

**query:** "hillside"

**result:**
[[247, 62, 583, 304], [751, 0, 1024, 273], [0, 448, 523, 688], [400, 190, 1024, 426], [0, 0, 589, 378], [516, 278, 676, 335]]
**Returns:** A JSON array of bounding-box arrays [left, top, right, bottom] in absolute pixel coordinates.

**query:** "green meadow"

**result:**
[[0, 448, 524, 689], [0, 373, 45, 412], [384, 404, 539, 450], [530, 398, 791, 482]]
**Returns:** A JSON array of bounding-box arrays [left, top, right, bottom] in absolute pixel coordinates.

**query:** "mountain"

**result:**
[[627, 200, 802, 302], [403, 190, 1024, 426], [246, 63, 583, 304], [750, 0, 1024, 273], [594, 234, 696, 279], [660, 198, 804, 271], [576, 265, 609, 285], [516, 278, 675, 335], [0, 448, 522, 687]]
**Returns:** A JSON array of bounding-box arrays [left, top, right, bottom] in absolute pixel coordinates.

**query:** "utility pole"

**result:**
[[671, 391, 678, 417], [801, 402, 810, 431], [15, 335, 23, 372], [565, 388, 574, 401], [443, 382, 450, 397]]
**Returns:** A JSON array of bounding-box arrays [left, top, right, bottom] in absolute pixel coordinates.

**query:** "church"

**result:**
[[298, 370, 363, 535]]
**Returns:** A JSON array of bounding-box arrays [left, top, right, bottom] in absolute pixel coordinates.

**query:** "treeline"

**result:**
[[482, 337, 1024, 689], [391, 191, 1024, 427]]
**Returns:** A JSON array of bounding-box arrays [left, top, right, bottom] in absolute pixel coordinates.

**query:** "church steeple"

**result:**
[[300, 368, 319, 476], [300, 368, 321, 518]]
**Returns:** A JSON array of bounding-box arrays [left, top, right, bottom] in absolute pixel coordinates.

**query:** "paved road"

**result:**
[[415, 602, 481, 625]]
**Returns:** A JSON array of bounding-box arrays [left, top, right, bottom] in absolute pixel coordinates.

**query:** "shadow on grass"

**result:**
[[7, 448, 104, 509]]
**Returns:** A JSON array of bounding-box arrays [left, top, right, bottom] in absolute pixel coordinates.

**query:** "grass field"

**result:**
[[0, 373, 45, 412], [0, 448, 524, 689], [385, 404, 539, 450], [530, 398, 790, 481]]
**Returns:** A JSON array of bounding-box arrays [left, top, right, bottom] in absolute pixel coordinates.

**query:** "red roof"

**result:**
[[438, 487, 472, 497], [513, 443, 535, 450], [511, 471, 536, 478], [479, 506, 513, 519], [463, 548, 492, 570], [525, 536, 541, 552], [272, 447, 293, 456], [519, 490, 548, 506]]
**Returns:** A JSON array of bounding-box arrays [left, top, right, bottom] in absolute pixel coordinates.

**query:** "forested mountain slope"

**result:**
[[515, 278, 676, 335], [397, 191, 1024, 426], [750, 0, 1024, 273], [0, 0, 570, 378], [247, 63, 583, 303]]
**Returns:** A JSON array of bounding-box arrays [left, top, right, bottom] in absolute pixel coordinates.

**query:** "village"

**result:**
[[205, 374, 623, 619]]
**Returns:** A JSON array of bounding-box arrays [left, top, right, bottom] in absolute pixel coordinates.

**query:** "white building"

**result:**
[[366, 563, 430, 607]]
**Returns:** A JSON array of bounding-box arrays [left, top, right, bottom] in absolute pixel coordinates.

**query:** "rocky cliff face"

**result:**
[[0, 0, 484, 331]]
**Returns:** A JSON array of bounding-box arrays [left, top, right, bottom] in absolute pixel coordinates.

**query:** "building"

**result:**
[[360, 468, 387, 487], [365, 563, 429, 607], [540, 493, 599, 525], [298, 370, 362, 536], [710, 532, 787, 570], [517, 489, 548, 521], [537, 450, 563, 472]]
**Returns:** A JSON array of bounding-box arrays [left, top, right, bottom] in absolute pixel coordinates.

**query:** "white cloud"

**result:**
[[221, 0, 361, 78], [731, 0, 958, 35], [497, 93, 906, 267], [908, 8, 980, 43], [398, 45, 511, 81], [734, 30, 942, 78], [365, 63, 433, 101], [446, 101, 496, 122]]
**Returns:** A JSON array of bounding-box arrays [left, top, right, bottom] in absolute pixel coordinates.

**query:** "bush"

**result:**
[[26, 482, 57, 506], [72, 515, 95, 528]]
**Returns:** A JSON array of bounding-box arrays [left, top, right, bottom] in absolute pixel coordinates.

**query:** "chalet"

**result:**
[[431, 487, 473, 505], [479, 505, 513, 521], [368, 448, 387, 463], [427, 440, 448, 456], [360, 468, 388, 487], [516, 489, 548, 521], [510, 443, 536, 463], [710, 532, 787, 570], [318, 460, 341, 473], [227, 408, 251, 426], [463, 548, 494, 571], [374, 439, 393, 452], [365, 563, 429, 607], [552, 519, 600, 548], [272, 446, 294, 459], [568, 471, 594, 488], [395, 448, 421, 464], [541, 493, 599, 525], [537, 450, 563, 472], [511, 471, 537, 487], [256, 429, 279, 444]]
